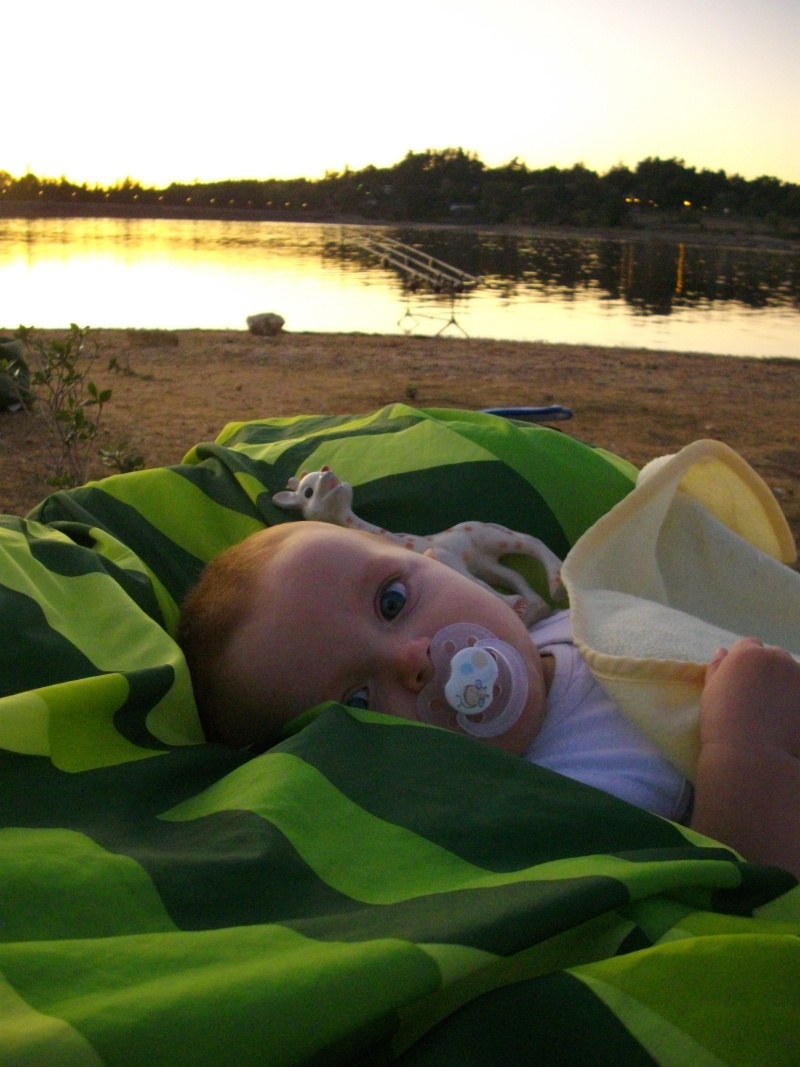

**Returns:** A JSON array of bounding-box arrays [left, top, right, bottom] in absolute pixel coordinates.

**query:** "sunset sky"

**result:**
[[7, 0, 800, 188]]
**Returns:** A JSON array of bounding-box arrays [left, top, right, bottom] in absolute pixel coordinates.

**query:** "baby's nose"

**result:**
[[393, 637, 433, 694]]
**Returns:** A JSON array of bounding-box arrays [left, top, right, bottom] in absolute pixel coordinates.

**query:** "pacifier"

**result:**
[[416, 623, 528, 738]]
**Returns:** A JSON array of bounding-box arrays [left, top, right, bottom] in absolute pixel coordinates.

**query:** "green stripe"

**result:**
[[574, 934, 800, 1066], [45, 674, 172, 770], [393, 968, 658, 1067], [302, 418, 494, 486], [292, 708, 692, 869], [94, 469, 263, 562], [421, 407, 637, 545], [0, 585, 99, 698], [0, 530, 165, 674], [0, 690, 50, 756], [0, 536, 200, 761], [212, 407, 423, 453], [161, 750, 742, 907], [0, 972, 104, 1067], [0, 925, 440, 1067], [85, 525, 176, 631], [0, 828, 178, 941]]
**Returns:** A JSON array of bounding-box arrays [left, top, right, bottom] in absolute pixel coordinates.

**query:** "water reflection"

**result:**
[[1, 217, 798, 357], [380, 228, 800, 317]]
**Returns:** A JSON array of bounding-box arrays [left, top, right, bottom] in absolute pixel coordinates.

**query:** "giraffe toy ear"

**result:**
[[272, 489, 300, 509]]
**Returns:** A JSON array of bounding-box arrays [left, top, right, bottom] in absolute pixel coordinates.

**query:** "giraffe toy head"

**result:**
[[272, 465, 355, 524]]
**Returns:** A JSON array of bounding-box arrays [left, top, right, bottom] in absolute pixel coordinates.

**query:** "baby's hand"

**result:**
[[700, 638, 800, 754]]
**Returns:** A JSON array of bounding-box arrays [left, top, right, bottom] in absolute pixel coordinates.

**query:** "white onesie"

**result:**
[[525, 611, 692, 821]]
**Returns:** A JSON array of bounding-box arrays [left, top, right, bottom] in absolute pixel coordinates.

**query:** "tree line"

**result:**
[[2, 150, 799, 230]]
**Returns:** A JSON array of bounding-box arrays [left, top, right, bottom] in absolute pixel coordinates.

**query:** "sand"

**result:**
[[2, 328, 799, 553]]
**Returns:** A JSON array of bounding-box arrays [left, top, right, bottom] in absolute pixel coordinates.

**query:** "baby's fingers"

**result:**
[[705, 638, 764, 682]]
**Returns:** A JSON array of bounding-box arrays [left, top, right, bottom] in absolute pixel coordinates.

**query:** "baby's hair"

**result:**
[[176, 523, 299, 746]]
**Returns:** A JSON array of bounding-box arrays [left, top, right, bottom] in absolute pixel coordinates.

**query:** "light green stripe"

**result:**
[[573, 969, 727, 1067], [0, 673, 191, 770], [655, 909, 800, 944], [211, 413, 321, 449], [86, 525, 179, 634], [95, 469, 263, 560], [302, 418, 493, 487], [574, 934, 800, 1066], [0, 528, 202, 754], [161, 752, 741, 904], [754, 883, 800, 924], [0, 973, 103, 1067], [0, 828, 179, 941], [1, 530, 178, 676], [214, 409, 409, 455], [161, 753, 485, 902], [144, 664, 203, 749], [1, 924, 439, 1067], [0, 690, 50, 756], [44, 674, 171, 771], [416, 943, 498, 985], [233, 470, 273, 507]]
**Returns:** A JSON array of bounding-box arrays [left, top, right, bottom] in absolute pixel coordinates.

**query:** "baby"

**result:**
[[177, 520, 800, 877]]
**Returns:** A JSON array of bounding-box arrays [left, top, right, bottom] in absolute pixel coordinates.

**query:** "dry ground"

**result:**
[[2, 328, 799, 553]]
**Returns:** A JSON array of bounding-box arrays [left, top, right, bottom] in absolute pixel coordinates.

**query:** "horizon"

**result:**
[[7, 0, 800, 189], [3, 149, 799, 191]]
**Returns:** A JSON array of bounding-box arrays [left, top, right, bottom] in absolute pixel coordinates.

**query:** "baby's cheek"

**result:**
[[494, 696, 542, 756]]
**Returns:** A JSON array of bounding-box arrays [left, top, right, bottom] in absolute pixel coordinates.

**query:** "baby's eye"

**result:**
[[379, 580, 407, 621], [345, 687, 370, 710]]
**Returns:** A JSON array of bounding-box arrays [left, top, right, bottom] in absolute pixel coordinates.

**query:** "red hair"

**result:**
[[176, 523, 298, 746]]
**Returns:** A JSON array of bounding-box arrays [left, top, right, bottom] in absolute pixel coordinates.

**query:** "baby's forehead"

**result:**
[[279, 522, 386, 558], [251, 525, 388, 642], [260, 524, 382, 588]]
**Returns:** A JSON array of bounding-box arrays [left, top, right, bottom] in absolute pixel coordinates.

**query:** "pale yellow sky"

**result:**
[[6, 0, 800, 187]]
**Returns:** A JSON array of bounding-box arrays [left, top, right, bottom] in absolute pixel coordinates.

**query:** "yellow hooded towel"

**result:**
[[561, 439, 798, 782]]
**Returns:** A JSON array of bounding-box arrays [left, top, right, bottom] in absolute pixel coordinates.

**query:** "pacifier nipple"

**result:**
[[416, 623, 528, 738]]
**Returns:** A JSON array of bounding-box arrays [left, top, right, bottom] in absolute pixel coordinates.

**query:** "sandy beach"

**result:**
[[2, 328, 799, 553]]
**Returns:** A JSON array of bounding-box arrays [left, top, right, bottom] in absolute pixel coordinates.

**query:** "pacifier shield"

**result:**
[[417, 622, 528, 739]]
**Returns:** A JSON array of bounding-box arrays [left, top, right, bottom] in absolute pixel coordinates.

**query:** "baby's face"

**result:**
[[228, 522, 549, 753]]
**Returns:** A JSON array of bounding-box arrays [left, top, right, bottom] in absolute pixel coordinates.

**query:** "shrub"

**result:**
[[14, 324, 113, 489]]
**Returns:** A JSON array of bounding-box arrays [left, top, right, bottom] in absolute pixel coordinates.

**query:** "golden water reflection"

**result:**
[[1, 218, 798, 358]]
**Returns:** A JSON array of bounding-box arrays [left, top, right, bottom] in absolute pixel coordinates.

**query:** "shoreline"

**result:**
[[1, 201, 797, 253], [2, 330, 799, 553]]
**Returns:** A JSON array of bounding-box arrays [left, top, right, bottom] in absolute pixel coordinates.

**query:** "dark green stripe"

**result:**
[[171, 450, 274, 516], [354, 461, 570, 557], [395, 969, 658, 1067], [284, 708, 691, 871], [31, 486, 211, 603], [0, 586, 100, 696], [113, 666, 177, 751], [710, 861, 798, 915], [288, 876, 629, 955], [29, 522, 165, 625], [0, 745, 247, 832], [0, 748, 361, 931]]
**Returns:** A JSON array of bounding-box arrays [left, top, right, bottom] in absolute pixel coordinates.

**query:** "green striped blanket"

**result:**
[[1, 405, 798, 1065]]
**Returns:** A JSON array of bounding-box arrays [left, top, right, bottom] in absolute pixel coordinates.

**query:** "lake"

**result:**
[[2, 216, 799, 358]]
